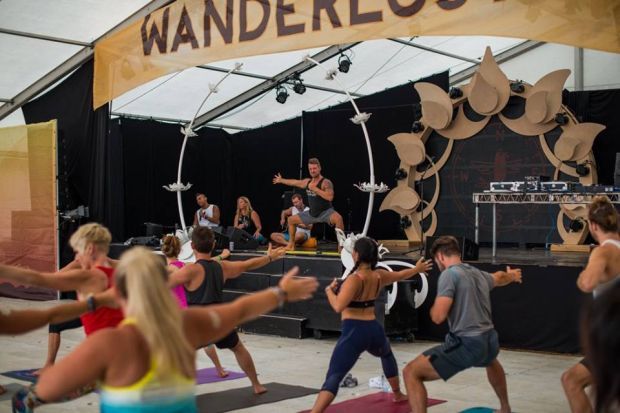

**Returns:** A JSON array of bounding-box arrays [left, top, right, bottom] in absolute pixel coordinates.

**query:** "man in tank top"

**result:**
[[270, 193, 313, 246], [169, 226, 286, 395], [193, 192, 221, 230], [272, 158, 344, 250]]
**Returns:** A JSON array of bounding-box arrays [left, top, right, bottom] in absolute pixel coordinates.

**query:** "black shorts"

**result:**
[[49, 317, 82, 334], [215, 330, 240, 349]]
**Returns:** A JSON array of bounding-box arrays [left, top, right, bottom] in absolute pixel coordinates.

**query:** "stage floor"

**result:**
[[251, 245, 589, 268]]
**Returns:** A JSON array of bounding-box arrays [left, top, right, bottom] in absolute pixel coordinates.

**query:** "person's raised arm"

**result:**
[[577, 247, 607, 293], [0, 289, 116, 335], [491, 266, 522, 287], [168, 263, 202, 288], [324, 275, 361, 313], [234, 211, 242, 229], [377, 257, 433, 286], [308, 179, 334, 202], [183, 267, 318, 348], [273, 173, 309, 189], [33, 329, 112, 402], [0, 265, 94, 292], [220, 244, 286, 280]]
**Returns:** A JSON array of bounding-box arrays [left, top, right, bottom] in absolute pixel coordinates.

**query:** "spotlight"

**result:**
[[292, 77, 306, 95], [338, 53, 352, 73], [275, 85, 289, 104], [400, 216, 412, 230], [569, 219, 584, 232], [449, 87, 463, 99], [576, 163, 590, 177], [555, 112, 568, 125], [510, 81, 525, 93], [395, 168, 408, 181], [411, 121, 425, 133]]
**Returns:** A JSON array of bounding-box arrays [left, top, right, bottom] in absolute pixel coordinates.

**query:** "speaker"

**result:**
[[615, 153, 620, 187], [424, 236, 479, 261], [212, 228, 231, 250], [224, 227, 259, 250], [125, 236, 161, 247]]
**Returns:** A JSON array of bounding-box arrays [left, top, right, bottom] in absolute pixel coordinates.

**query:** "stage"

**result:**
[[214, 246, 589, 354]]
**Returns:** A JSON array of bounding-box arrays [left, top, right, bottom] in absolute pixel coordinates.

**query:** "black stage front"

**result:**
[[222, 247, 589, 354], [107, 244, 591, 354]]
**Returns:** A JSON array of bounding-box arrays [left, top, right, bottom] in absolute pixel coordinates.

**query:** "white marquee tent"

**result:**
[[1, 0, 619, 132]]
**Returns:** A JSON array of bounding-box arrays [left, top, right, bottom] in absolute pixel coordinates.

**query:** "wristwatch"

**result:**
[[86, 294, 97, 313]]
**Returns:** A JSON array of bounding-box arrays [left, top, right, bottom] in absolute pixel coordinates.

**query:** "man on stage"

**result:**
[[270, 193, 313, 247], [193, 192, 221, 230], [273, 158, 344, 250]]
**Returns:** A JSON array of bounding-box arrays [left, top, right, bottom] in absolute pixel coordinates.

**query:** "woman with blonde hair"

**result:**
[[161, 233, 230, 377], [234, 196, 266, 243], [12, 247, 318, 412], [0, 223, 123, 336]]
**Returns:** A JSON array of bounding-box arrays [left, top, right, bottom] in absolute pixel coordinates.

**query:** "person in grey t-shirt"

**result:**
[[403, 236, 522, 413]]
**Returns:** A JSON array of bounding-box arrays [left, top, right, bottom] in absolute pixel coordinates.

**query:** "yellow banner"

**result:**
[[0, 121, 57, 272], [94, 0, 620, 108]]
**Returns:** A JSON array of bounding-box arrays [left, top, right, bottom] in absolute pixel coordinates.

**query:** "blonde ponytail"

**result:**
[[115, 247, 194, 379]]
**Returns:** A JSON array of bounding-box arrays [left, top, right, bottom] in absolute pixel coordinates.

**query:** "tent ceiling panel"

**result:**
[[0, 34, 81, 98], [0, 0, 150, 43], [211, 88, 345, 132], [210, 47, 327, 77], [112, 67, 264, 121], [407, 36, 525, 61]]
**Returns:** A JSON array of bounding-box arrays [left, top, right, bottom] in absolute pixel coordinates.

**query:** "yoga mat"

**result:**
[[195, 367, 245, 385], [299, 392, 446, 413], [460, 408, 514, 413], [1, 369, 38, 383], [197, 382, 319, 413]]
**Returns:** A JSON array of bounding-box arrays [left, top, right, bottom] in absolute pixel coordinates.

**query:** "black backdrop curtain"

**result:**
[[22, 60, 123, 266], [301, 71, 449, 240], [118, 118, 233, 239], [19, 57, 620, 248]]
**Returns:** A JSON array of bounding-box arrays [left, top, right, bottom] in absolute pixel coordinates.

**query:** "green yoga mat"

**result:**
[[196, 382, 319, 413]]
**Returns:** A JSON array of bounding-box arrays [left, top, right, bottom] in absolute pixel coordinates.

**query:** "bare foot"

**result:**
[[217, 368, 229, 378], [392, 391, 408, 402], [285, 243, 295, 251], [253, 384, 268, 395], [0, 384, 6, 395]]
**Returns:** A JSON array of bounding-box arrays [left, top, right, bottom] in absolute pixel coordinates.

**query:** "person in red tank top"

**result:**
[[0, 223, 123, 336]]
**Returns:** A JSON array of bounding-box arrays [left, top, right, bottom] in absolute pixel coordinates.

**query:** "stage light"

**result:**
[[338, 53, 352, 73], [510, 81, 525, 93], [275, 85, 289, 104], [576, 162, 590, 177], [449, 87, 463, 99], [555, 112, 568, 125], [292, 77, 306, 95], [394, 168, 408, 181], [411, 121, 425, 133], [400, 216, 412, 230]]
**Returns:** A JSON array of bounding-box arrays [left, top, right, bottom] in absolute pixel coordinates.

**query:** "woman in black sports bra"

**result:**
[[309, 237, 432, 412]]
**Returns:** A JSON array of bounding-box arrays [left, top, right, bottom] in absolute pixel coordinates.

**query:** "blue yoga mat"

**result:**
[[1, 368, 38, 383], [460, 408, 517, 413]]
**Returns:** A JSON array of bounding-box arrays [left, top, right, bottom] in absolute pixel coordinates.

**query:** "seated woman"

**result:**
[[12, 247, 318, 412], [234, 196, 266, 244], [309, 237, 433, 413]]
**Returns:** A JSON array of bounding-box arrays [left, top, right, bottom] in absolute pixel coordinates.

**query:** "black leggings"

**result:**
[[321, 319, 398, 395]]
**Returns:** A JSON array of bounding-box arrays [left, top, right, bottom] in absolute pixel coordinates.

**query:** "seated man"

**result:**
[[270, 193, 313, 247]]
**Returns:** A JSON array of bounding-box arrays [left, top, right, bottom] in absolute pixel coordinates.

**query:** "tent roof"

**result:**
[[1, 0, 618, 132]]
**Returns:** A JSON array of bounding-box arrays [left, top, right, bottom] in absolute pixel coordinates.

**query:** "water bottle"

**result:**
[[229, 241, 234, 251], [380, 375, 391, 392]]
